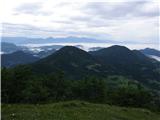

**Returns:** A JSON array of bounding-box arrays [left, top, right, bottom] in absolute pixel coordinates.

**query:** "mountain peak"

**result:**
[[140, 48, 160, 57], [107, 45, 130, 50], [54, 46, 86, 55], [143, 48, 159, 51], [32, 45, 103, 78], [90, 45, 131, 56], [59, 46, 80, 50]]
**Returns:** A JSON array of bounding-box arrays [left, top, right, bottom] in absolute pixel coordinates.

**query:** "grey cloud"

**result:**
[[1, 23, 112, 40], [2, 23, 63, 37], [70, 13, 116, 28], [83, 2, 159, 19], [14, 2, 52, 16], [56, 2, 72, 7], [51, 20, 74, 25], [71, 15, 92, 22], [69, 2, 159, 29]]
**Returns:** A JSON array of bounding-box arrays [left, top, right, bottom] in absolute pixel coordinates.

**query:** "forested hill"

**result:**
[[1, 45, 160, 112], [30, 45, 160, 84]]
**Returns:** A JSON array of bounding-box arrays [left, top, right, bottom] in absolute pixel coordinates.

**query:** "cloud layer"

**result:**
[[1, 0, 159, 44]]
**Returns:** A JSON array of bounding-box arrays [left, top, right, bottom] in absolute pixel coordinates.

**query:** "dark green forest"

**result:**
[[2, 65, 160, 111]]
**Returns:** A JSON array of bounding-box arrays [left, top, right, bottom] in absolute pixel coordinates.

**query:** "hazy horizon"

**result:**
[[1, 36, 159, 50]]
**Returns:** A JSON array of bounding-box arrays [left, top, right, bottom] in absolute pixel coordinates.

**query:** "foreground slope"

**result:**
[[2, 101, 160, 120]]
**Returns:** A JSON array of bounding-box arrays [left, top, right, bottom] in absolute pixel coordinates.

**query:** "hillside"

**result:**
[[90, 45, 160, 82], [30, 45, 160, 82], [1, 42, 21, 54], [32, 46, 110, 79], [140, 48, 160, 61], [1, 51, 39, 67], [2, 101, 160, 120], [140, 48, 160, 57]]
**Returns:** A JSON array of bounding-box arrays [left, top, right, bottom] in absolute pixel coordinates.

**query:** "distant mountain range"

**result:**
[[1, 42, 160, 69], [2, 42, 160, 60], [1, 37, 115, 45], [89, 47, 105, 51], [1, 42, 61, 58]]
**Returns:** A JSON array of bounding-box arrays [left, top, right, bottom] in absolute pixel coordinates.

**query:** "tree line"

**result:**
[[1, 65, 160, 111]]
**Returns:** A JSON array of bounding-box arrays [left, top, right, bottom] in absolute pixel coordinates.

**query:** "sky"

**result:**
[[0, 0, 159, 45]]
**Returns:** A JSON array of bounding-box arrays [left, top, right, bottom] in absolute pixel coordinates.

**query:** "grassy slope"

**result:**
[[2, 101, 160, 120]]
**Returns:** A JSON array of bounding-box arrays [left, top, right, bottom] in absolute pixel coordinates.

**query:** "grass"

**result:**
[[2, 101, 160, 120]]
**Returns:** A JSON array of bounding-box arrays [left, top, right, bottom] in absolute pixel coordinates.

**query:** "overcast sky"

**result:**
[[1, 0, 159, 44]]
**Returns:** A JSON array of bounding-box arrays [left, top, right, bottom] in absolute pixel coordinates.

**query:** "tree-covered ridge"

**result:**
[[90, 45, 160, 81], [29, 45, 160, 91], [2, 66, 160, 111]]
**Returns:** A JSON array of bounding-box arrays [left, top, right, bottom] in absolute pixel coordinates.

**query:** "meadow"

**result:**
[[2, 101, 160, 120]]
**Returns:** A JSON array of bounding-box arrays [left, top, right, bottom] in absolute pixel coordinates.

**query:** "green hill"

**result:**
[[90, 45, 160, 82], [2, 101, 160, 120], [32, 46, 108, 79]]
